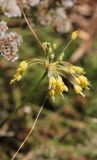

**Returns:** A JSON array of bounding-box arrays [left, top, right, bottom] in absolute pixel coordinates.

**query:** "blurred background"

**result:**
[[0, 0, 97, 159]]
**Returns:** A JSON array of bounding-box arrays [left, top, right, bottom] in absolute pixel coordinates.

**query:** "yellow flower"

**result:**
[[63, 85, 68, 92], [49, 89, 55, 97], [10, 61, 28, 84], [49, 77, 56, 89], [74, 85, 85, 97], [10, 73, 22, 84], [78, 75, 90, 89], [71, 31, 78, 40], [49, 76, 68, 97], [18, 61, 28, 72], [75, 77, 81, 85], [70, 66, 85, 74], [56, 78, 68, 93], [74, 85, 82, 94], [10, 41, 90, 99]]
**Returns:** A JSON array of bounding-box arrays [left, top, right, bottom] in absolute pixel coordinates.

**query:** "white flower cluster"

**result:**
[[0, 0, 40, 17], [37, 0, 76, 33], [0, 0, 21, 17], [0, 0, 76, 33], [0, 21, 23, 61], [0, 0, 95, 35]]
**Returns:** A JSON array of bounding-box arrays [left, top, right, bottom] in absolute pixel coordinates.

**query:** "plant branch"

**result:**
[[11, 94, 48, 160]]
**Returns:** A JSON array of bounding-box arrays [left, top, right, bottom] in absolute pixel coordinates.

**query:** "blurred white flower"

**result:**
[[1, 0, 21, 17]]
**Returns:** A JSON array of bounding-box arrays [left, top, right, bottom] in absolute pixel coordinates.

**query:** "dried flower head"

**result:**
[[11, 32, 90, 99], [0, 20, 23, 61]]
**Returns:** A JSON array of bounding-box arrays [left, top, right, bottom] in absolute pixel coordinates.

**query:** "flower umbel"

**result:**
[[11, 33, 90, 98]]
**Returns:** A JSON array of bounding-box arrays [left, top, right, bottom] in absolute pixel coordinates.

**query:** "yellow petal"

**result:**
[[71, 31, 78, 40]]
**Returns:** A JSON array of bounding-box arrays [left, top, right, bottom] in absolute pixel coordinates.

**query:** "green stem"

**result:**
[[57, 39, 72, 61], [0, 70, 47, 128]]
